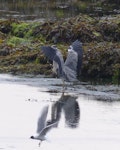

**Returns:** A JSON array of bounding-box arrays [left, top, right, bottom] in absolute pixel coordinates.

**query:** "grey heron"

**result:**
[[41, 40, 83, 85], [30, 105, 58, 146]]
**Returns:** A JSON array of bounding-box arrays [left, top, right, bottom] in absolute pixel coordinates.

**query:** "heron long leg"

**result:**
[[62, 79, 67, 93], [39, 140, 42, 147]]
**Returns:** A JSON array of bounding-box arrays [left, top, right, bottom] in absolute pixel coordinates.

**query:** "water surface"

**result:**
[[0, 74, 120, 150], [0, 0, 120, 21]]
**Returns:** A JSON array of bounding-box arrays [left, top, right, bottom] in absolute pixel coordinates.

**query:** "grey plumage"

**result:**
[[30, 105, 58, 145], [36, 105, 48, 135], [41, 40, 83, 82]]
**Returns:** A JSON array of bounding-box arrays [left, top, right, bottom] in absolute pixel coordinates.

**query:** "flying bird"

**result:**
[[30, 105, 58, 146], [41, 40, 83, 84]]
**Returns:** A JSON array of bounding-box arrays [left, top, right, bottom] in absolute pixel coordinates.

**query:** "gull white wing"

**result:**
[[37, 105, 49, 134]]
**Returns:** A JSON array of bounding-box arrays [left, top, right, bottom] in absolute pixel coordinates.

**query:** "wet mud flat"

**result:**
[[0, 74, 120, 101]]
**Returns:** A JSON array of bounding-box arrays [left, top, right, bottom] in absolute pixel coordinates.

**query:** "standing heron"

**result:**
[[30, 105, 58, 146], [41, 40, 83, 86]]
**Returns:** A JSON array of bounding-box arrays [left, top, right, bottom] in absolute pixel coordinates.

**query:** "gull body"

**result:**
[[30, 105, 58, 146]]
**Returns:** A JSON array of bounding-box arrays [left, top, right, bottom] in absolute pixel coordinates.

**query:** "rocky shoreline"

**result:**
[[0, 14, 120, 84]]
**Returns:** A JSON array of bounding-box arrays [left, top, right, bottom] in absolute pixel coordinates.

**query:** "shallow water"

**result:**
[[0, 0, 120, 21], [0, 0, 79, 21], [0, 74, 120, 150]]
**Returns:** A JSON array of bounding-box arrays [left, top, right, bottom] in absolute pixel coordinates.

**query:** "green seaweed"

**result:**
[[11, 22, 30, 38], [0, 14, 120, 84], [7, 36, 30, 47]]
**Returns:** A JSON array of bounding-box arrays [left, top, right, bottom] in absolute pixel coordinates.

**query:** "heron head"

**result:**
[[68, 45, 74, 52]]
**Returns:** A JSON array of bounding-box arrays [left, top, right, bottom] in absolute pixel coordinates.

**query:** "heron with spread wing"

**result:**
[[41, 40, 83, 84]]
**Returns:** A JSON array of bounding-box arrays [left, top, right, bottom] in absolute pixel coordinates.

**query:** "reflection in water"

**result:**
[[48, 93, 80, 128], [31, 93, 80, 145]]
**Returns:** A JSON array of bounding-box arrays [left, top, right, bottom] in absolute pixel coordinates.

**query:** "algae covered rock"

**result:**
[[0, 14, 120, 83], [97, 15, 120, 42], [82, 42, 120, 79]]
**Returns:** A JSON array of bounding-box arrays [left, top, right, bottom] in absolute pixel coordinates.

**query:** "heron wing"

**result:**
[[37, 105, 49, 134], [64, 49, 78, 81], [41, 46, 64, 77], [41, 46, 64, 63], [64, 50, 78, 72], [71, 40, 83, 77], [41, 46, 57, 61]]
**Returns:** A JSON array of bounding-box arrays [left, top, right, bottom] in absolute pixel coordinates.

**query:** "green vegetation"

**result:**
[[11, 22, 29, 37], [7, 36, 30, 47], [0, 14, 120, 84]]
